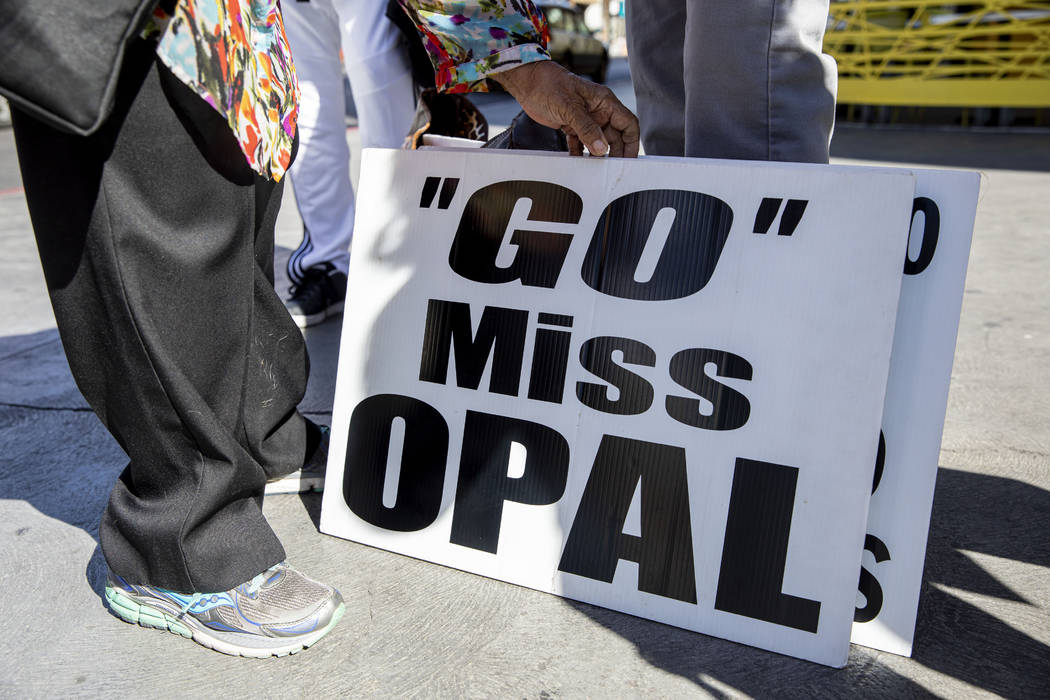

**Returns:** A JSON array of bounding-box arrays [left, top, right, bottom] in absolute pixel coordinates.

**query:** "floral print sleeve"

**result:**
[[143, 0, 547, 180], [399, 0, 551, 94], [148, 0, 299, 182]]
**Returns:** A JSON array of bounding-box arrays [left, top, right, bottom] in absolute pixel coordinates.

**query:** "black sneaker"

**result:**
[[285, 262, 347, 328]]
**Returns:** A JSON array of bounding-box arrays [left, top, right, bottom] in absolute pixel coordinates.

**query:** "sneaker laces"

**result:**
[[179, 593, 206, 615], [243, 562, 284, 599], [177, 563, 284, 614]]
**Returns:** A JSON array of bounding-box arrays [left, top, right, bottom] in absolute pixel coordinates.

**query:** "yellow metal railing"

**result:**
[[824, 1, 1050, 107]]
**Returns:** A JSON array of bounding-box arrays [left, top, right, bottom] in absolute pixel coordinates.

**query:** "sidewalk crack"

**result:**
[[0, 402, 92, 412]]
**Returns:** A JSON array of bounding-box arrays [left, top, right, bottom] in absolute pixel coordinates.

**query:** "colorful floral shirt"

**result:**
[[149, 0, 549, 180], [398, 0, 550, 94], [148, 1, 298, 181]]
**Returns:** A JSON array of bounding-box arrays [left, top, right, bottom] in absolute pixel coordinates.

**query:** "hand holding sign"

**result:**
[[492, 60, 640, 158]]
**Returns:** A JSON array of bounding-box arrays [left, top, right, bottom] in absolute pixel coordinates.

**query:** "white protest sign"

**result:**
[[851, 169, 980, 655], [320, 149, 915, 667]]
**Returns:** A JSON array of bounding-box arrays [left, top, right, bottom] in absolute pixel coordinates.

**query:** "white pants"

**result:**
[[282, 0, 416, 282]]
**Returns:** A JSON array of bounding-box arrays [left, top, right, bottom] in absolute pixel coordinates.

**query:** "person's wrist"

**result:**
[[491, 59, 554, 96]]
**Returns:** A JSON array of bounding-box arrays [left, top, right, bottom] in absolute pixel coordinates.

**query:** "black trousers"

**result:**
[[13, 40, 313, 593]]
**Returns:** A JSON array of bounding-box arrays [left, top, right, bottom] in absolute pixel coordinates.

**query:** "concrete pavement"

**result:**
[[1, 65, 1048, 696]]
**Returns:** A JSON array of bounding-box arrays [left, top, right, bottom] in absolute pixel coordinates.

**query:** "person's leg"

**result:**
[[281, 0, 357, 284], [681, 0, 837, 162], [335, 0, 416, 150], [625, 0, 687, 156], [12, 42, 309, 593]]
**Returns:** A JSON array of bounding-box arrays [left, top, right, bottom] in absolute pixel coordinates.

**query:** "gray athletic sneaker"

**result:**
[[265, 425, 328, 495], [104, 562, 345, 658]]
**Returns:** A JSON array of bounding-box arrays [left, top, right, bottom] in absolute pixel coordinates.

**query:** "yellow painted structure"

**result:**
[[824, 1, 1050, 107]]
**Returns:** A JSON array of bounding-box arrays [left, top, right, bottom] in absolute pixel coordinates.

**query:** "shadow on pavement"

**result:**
[[0, 320, 341, 604], [563, 599, 932, 697], [568, 466, 1050, 697], [0, 332, 119, 534], [0, 329, 123, 600], [911, 468, 1050, 698], [0, 402, 117, 540], [831, 126, 1050, 172], [294, 313, 337, 531]]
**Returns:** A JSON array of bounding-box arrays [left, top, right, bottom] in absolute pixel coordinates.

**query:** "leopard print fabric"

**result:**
[[404, 88, 489, 149]]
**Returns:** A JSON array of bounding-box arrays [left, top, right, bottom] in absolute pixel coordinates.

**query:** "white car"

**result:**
[[539, 0, 609, 83]]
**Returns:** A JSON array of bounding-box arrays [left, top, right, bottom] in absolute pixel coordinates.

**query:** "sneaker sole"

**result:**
[[290, 301, 344, 329], [104, 585, 345, 658], [264, 474, 325, 495]]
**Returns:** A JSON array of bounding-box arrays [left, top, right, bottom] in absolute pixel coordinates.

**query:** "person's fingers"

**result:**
[[623, 133, 640, 159], [606, 105, 640, 158], [577, 82, 638, 158], [565, 131, 583, 156], [561, 99, 609, 156], [492, 60, 639, 158], [603, 123, 624, 158]]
